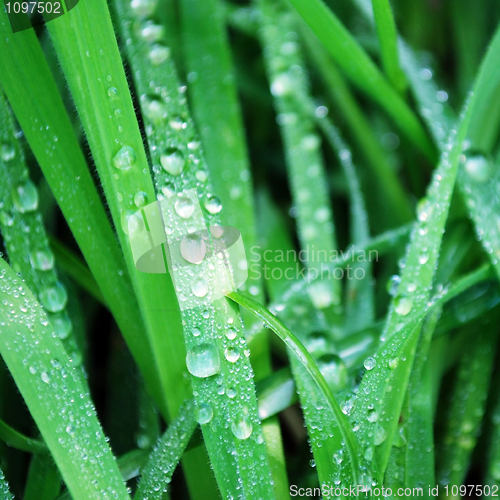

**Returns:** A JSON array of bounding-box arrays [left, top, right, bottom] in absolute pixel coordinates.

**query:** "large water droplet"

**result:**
[[49, 312, 72, 339], [191, 278, 208, 298], [113, 145, 137, 170], [186, 343, 220, 378], [1, 143, 15, 161], [141, 94, 167, 123], [180, 234, 206, 264], [270, 73, 293, 96], [226, 328, 237, 340], [12, 180, 38, 213], [374, 425, 386, 445], [394, 296, 413, 316], [204, 195, 222, 215], [134, 191, 147, 207], [148, 44, 171, 65], [464, 154, 491, 183], [39, 282, 68, 313], [386, 275, 400, 296], [231, 416, 252, 440], [195, 403, 213, 424], [29, 248, 55, 271], [160, 148, 185, 176], [130, 0, 157, 17], [224, 347, 240, 363], [139, 20, 165, 42], [175, 196, 195, 219], [364, 357, 376, 371]]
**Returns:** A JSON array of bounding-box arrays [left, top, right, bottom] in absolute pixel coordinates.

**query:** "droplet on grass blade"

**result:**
[[186, 343, 220, 378]]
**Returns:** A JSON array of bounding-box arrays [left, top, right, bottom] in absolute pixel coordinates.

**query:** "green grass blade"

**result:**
[[24, 454, 61, 500], [112, 0, 275, 494], [0, 420, 47, 455], [436, 317, 498, 486], [286, 0, 435, 160], [135, 400, 196, 500], [0, 12, 164, 416], [370, 0, 407, 93], [257, 0, 341, 319], [0, 258, 128, 500], [46, 0, 188, 422], [227, 290, 360, 487]]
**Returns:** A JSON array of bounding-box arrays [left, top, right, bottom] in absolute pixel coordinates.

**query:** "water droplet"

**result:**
[[1, 143, 15, 161], [204, 195, 222, 215], [141, 94, 167, 123], [386, 275, 400, 296], [113, 145, 137, 171], [107, 87, 118, 98], [270, 73, 293, 96], [161, 182, 175, 198], [191, 278, 208, 298], [180, 234, 206, 264], [39, 282, 68, 313], [186, 343, 220, 378], [175, 196, 195, 218], [130, 0, 158, 17], [388, 358, 399, 370], [226, 387, 237, 398], [49, 312, 72, 339], [140, 20, 165, 42], [41, 371, 50, 384], [231, 416, 252, 440], [29, 248, 55, 271], [160, 148, 185, 176], [195, 403, 213, 424], [195, 170, 207, 183], [364, 446, 373, 461], [12, 180, 38, 213], [418, 252, 429, 265], [364, 357, 376, 371], [134, 191, 148, 207], [226, 328, 237, 340], [374, 425, 386, 445], [318, 354, 347, 393], [416, 197, 433, 222], [395, 296, 413, 316], [464, 154, 491, 183], [224, 347, 240, 363], [148, 44, 171, 65], [66, 425, 75, 435]]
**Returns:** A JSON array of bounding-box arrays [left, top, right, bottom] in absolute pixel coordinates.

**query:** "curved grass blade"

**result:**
[[227, 290, 360, 487], [0, 12, 164, 417], [24, 454, 61, 500], [0, 258, 128, 500], [135, 400, 196, 500], [370, 0, 407, 93], [286, 0, 435, 161], [112, 0, 275, 496], [0, 420, 47, 455]]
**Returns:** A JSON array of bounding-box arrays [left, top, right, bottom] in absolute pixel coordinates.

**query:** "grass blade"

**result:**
[[0, 467, 13, 500], [0, 258, 128, 500], [370, 0, 407, 93], [0, 420, 47, 455], [286, 0, 435, 160], [135, 400, 196, 500]]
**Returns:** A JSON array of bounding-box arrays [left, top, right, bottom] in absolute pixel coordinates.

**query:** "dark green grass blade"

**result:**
[[0, 258, 128, 500], [286, 0, 435, 161], [0, 12, 165, 416], [0, 420, 47, 455], [0, 467, 13, 500]]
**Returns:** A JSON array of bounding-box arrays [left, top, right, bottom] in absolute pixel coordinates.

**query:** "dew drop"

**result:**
[[12, 180, 38, 213], [226, 328, 237, 340], [226, 387, 237, 398], [140, 20, 165, 42], [204, 195, 222, 215], [374, 425, 386, 445], [394, 296, 413, 316], [130, 0, 158, 18], [224, 347, 240, 363], [464, 154, 491, 183], [195, 403, 213, 424], [29, 248, 55, 271], [49, 312, 72, 339], [175, 196, 195, 219], [1, 143, 15, 161], [161, 183, 175, 198], [386, 275, 400, 296], [141, 94, 167, 123], [134, 191, 148, 207], [364, 357, 376, 371], [318, 353, 347, 393], [191, 278, 208, 298], [107, 87, 118, 98], [231, 416, 252, 440], [180, 234, 206, 264], [186, 343, 220, 378], [148, 44, 171, 65], [39, 282, 68, 313], [388, 358, 399, 370], [41, 371, 50, 384], [113, 145, 137, 171], [270, 73, 293, 96], [192, 327, 201, 337], [160, 148, 185, 176]]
